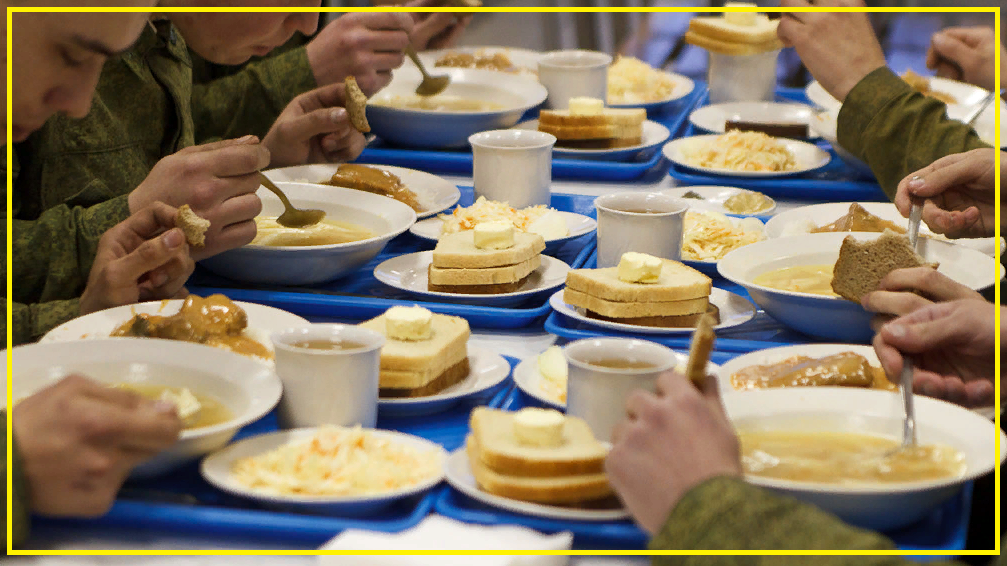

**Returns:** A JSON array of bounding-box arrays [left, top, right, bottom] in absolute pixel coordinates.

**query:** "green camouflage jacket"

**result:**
[[837, 67, 990, 200], [4, 417, 29, 548]]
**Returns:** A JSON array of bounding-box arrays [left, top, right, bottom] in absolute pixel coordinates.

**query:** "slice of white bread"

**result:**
[[684, 31, 784, 56], [358, 312, 470, 389], [467, 437, 614, 505], [565, 260, 712, 303], [831, 230, 939, 303], [538, 108, 646, 128], [687, 14, 782, 45], [537, 122, 643, 142], [432, 231, 545, 269], [429, 255, 541, 286], [564, 288, 709, 318], [469, 407, 607, 477], [587, 304, 720, 329]]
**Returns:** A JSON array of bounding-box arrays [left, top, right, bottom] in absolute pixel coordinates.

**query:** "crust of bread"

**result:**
[[345, 76, 370, 133], [175, 205, 209, 248], [831, 230, 939, 302], [428, 255, 540, 286], [563, 288, 708, 318], [555, 136, 644, 149], [586, 304, 721, 328]]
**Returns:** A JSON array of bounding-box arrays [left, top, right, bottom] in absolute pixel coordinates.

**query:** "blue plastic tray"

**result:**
[[35, 360, 520, 547], [441, 386, 971, 555], [356, 83, 708, 183], [667, 87, 888, 202], [188, 188, 597, 331]]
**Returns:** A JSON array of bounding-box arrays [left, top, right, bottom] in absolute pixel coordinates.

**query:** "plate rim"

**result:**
[[661, 186, 777, 217], [408, 211, 597, 244], [663, 134, 832, 178], [200, 427, 448, 506], [378, 346, 511, 406], [512, 356, 566, 410]]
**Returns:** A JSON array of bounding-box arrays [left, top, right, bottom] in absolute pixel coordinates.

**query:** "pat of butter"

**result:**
[[473, 220, 515, 250], [537, 345, 568, 385], [513, 408, 565, 448], [569, 97, 604, 116], [617, 252, 663, 283], [385, 305, 433, 341], [724, 2, 758, 26], [159, 388, 201, 423], [527, 210, 569, 241]]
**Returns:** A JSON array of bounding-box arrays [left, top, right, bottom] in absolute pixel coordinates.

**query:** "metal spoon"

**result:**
[[258, 173, 325, 229], [893, 202, 924, 454], [406, 45, 450, 97], [962, 92, 996, 127]]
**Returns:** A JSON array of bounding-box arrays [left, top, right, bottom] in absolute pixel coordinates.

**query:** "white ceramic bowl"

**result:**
[[200, 182, 416, 286], [5, 339, 282, 478], [367, 66, 547, 149], [717, 232, 1001, 342], [724, 387, 1005, 530]]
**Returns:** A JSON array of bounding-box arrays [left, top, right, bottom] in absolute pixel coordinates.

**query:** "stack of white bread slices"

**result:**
[[685, 2, 783, 56], [564, 252, 718, 328], [538, 97, 646, 149], [359, 305, 470, 398], [466, 407, 616, 506], [429, 220, 546, 294]]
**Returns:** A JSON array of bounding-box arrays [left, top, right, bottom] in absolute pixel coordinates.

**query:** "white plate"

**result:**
[[263, 164, 461, 219], [689, 102, 817, 138], [515, 119, 670, 162], [379, 347, 511, 417], [661, 186, 776, 218], [723, 387, 1005, 530], [418, 46, 543, 77], [764, 201, 999, 257], [608, 71, 696, 111], [548, 288, 757, 336], [663, 134, 832, 178], [408, 211, 597, 251], [40, 299, 308, 366], [718, 232, 1003, 343], [374, 252, 571, 308], [443, 447, 630, 522], [513, 349, 721, 411], [200, 428, 447, 516]]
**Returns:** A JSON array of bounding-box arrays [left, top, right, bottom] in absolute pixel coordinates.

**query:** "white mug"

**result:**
[[537, 49, 613, 109], [270, 324, 385, 429], [564, 338, 679, 442], [470, 129, 556, 209], [594, 192, 688, 268]]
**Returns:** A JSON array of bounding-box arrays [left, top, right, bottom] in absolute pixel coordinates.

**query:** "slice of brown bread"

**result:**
[[831, 230, 939, 302], [344, 76, 370, 133], [555, 136, 644, 150], [176, 205, 209, 248], [563, 288, 709, 318], [565, 260, 711, 303], [586, 304, 721, 328], [432, 231, 545, 269]]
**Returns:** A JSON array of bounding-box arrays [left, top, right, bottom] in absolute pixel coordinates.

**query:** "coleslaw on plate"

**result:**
[[682, 210, 766, 261], [683, 131, 798, 173]]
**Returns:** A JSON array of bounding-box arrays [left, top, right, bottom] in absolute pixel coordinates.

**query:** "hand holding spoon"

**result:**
[[258, 173, 325, 229], [892, 201, 924, 454], [406, 45, 450, 97]]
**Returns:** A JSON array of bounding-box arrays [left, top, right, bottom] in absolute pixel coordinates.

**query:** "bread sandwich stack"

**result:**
[[564, 252, 718, 328], [466, 407, 615, 506], [685, 2, 784, 56], [359, 306, 470, 398], [429, 220, 546, 294], [538, 97, 646, 149], [831, 230, 939, 302]]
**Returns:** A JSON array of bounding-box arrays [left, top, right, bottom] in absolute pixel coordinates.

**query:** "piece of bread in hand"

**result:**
[[344, 76, 370, 133], [831, 230, 939, 303], [175, 205, 209, 248]]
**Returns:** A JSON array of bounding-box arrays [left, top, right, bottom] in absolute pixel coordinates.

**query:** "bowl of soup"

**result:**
[[717, 232, 1001, 342], [367, 66, 548, 149], [6, 338, 282, 478], [724, 387, 1004, 530], [200, 182, 417, 286]]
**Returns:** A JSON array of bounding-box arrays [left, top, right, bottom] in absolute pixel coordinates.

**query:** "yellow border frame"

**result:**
[[4, 4, 1001, 557]]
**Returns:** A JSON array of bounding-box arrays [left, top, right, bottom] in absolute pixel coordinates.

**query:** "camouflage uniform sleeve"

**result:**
[[836, 67, 990, 201], [4, 414, 31, 548], [5, 152, 131, 344], [648, 477, 968, 566], [190, 46, 318, 143]]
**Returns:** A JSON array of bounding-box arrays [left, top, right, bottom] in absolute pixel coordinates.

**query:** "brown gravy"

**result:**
[[731, 352, 897, 391]]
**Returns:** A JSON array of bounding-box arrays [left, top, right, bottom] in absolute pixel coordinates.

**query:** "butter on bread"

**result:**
[[176, 204, 210, 248], [473, 220, 515, 250], [618, 252, 662, 283], [568, 97, 605, 116], [831, 230, 939, 303], [384, 305, 433, 341], [344, 76, 370, 133], [686, 3, 784, 56], [513, 408, 565, 448]]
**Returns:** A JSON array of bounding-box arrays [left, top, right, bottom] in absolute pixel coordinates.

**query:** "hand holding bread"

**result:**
[[862, 267, 984, 333]]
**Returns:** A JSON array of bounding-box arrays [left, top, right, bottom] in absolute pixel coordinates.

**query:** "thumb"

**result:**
[[282, 107, 351, 143], [880, 303, 962, 354], [908, 157, 981, 198]]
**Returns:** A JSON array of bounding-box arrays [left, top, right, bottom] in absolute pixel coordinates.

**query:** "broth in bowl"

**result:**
[[370, 94, 505, 112], [250, 216, 376, 247]]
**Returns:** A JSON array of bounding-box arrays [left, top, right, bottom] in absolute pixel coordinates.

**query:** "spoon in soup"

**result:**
[[892, 201, 924, 454], [258, 173, 326, 229], [406, 45, 450, 97]]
